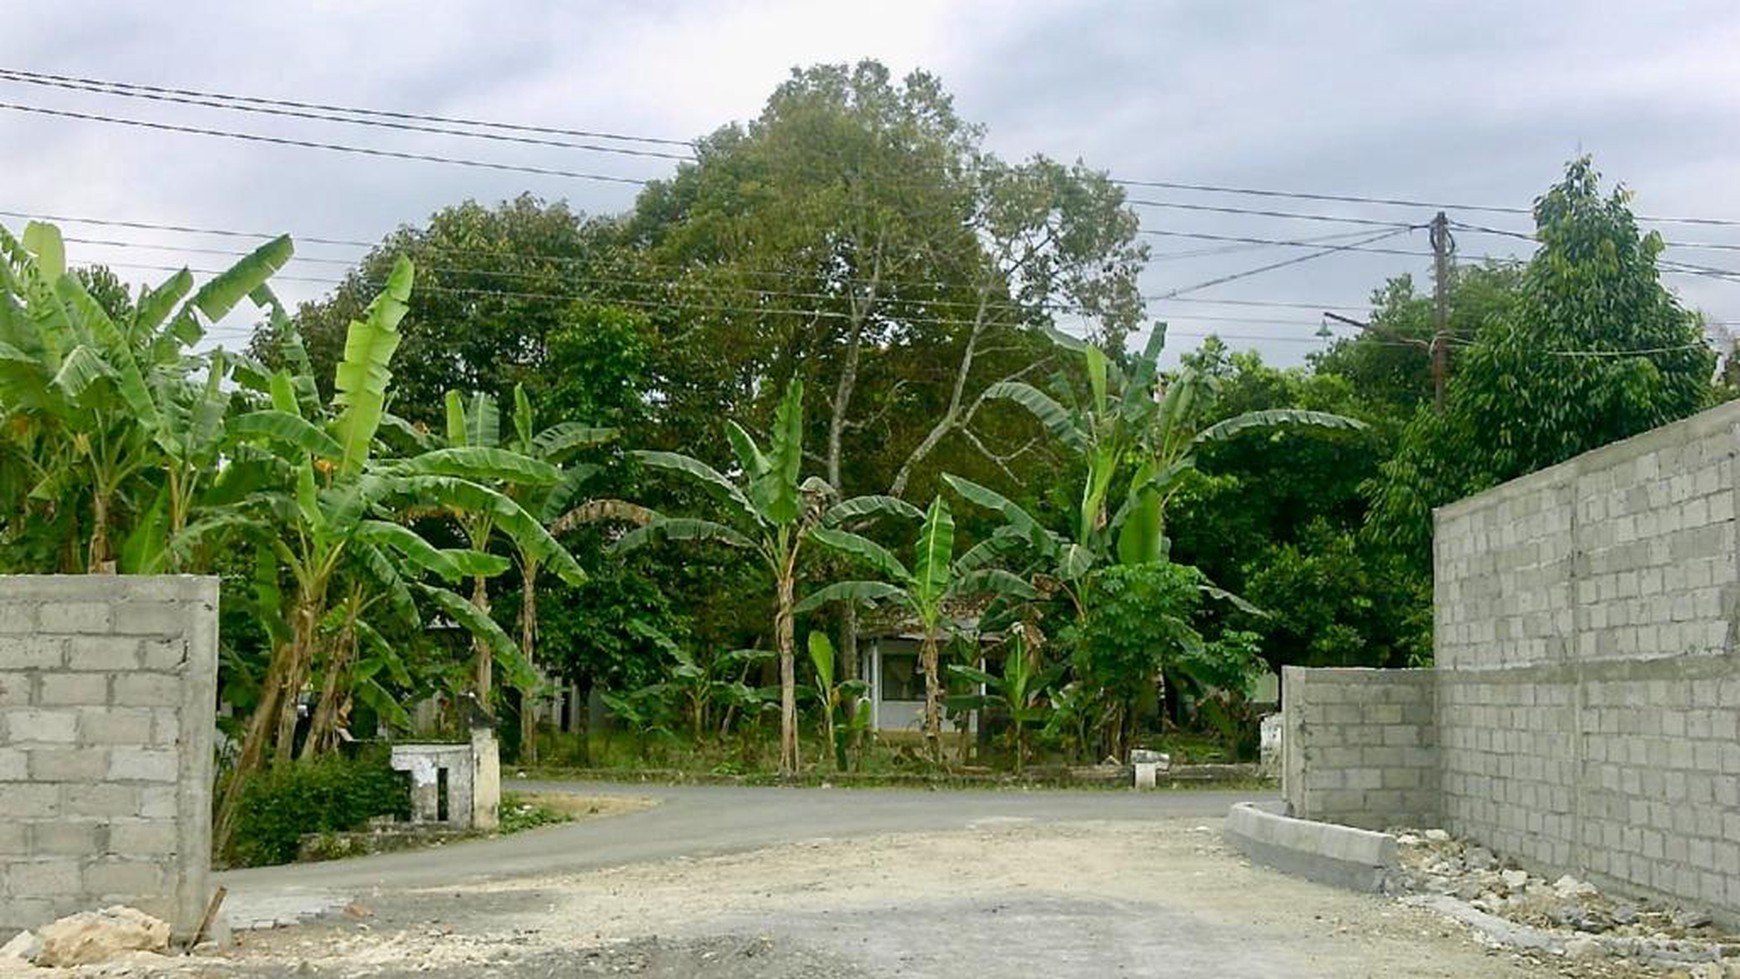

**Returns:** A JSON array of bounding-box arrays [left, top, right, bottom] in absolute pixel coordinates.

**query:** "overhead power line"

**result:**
[[0, 102, 652, 187], [9, 65, 1740, 231], [0, 69, 692, 163], [0, 67, 694, 148]]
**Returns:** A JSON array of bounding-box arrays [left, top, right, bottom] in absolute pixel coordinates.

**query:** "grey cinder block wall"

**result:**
[[0, 576, 218, 940], [1435, 400, 1740, 920], [1279, 666, 1438, 830], [1284, 399, 1740, 922]]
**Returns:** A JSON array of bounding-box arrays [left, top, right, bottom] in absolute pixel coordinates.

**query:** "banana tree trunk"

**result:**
[[518, 563, 539, 765], [920, 635, 943, 765], [272, 602, 320, 766], [776, 569, 799, 778], [471, 574, 492, 706], [214, 636, 294, 853], [87, 487, 113, 574]]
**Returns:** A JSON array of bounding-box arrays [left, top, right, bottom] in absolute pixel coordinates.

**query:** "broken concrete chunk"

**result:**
[[33, 906, 170, 968], [0, 930, 40, 963], [1423, 829, 1450, 842], [1562, 935, 1604, 960], [1499, 869, 1529, 890]]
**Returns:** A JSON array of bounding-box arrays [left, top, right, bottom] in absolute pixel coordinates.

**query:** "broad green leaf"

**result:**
[[513, 384, 534, 450], [22, 222, 64, 280], [985, 380, 1087, 453], [50, 344, 114, 402], [332, 257, 413, 476], [762, 378, 804, 525], [231, 410, 343, 459], [393, 446, 561, 486], [421, 584, 538, 691], [133, 269, 194, 337], [189, 234, 293, 323], [941, 473, 1059, 558], [357, 519, 464, 582], [952, 568, 1037, 601], [466, 391, 500, 448], [633, 450, 756, 523], [614, 516, 756, 553], [822, 494, 924, 526], [1194, 408, 1366, 444], [444, 390, 467, 446], [59, 279, 158, 432], [386, 474, 586, 586], [794, 580, 911, 614], [807, 632, 836, 690], [442, 548, 512, 578], [809, 526, 911, 582], [724, 419, 770, 479], [530, 422, 616, 460], [911, 496, 955, 610]]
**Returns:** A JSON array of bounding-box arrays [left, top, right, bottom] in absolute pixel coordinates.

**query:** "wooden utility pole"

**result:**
[[1429, 211, 1454, 410]]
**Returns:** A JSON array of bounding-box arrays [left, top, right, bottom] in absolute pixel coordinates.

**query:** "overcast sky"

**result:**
[[6, 0, 1740, 364]]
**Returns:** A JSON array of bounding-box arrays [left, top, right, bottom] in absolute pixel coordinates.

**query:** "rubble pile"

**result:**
[[1389, 829, 1740, 971]]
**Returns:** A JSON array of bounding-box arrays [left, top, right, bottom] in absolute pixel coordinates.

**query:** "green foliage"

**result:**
[[499, 793, 573, 834], [1370, 158, 1716, 576], [224, 751, 409, 868]]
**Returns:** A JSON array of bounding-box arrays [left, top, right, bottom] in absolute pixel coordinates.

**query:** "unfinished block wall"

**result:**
[[1279, 667, 1438, 831], [1434, 400, 1740, 918], [0, 576, 218, 940]]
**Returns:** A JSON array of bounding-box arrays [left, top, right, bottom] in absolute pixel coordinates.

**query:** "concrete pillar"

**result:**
[[470, 725, 500, 832]]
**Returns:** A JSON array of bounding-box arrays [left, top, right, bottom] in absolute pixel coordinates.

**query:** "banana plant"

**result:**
[[806, 632, 870, 772], [213, 258, 586, 848], [0, 221, 290, 572], [947, 629, 1061, 773], [957, 325, 1363, 612], [617, 378, 917, 777], [798, 494, 1034, 763]]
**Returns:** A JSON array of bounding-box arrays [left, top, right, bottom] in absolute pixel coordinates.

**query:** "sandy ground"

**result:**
[[75, 817, 1683, 979]]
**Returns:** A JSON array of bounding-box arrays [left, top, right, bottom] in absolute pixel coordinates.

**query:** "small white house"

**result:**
[[858, 615, 999, 734]]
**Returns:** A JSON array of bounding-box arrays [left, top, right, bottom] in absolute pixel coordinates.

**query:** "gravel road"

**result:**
[[34, 782, 1669, 978]]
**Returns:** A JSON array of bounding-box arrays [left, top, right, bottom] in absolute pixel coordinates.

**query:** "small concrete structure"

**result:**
[[0, 575, 219, 943], [1130, 749, 1170, 789], [388, 724, 499, 831]]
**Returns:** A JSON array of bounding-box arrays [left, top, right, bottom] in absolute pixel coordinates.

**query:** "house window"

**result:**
[[881, 652, 924, 702]]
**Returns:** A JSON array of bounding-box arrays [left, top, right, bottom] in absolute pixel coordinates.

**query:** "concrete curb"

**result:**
[[1222, 802, 1397, 892]]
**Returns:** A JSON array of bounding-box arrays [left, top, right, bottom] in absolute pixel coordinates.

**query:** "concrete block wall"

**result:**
[[0, 576, 218, 940], [1433, 399, 1740, 919], [1280, 666, 1438, 831]]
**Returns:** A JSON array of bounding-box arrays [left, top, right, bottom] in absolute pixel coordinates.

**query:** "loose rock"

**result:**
[[33, 906, 170, 968]]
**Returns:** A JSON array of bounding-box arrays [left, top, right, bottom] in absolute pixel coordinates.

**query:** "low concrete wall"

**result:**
[[1280, 667, 1437, 830], [0, 576, 218, 940], [1223, 801, 1397, 892]]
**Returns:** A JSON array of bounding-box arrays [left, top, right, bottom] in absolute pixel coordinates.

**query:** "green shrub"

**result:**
[[224, 749, 410, 867]]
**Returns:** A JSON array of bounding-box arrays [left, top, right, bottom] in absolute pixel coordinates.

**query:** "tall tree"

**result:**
[[1369, 158, 1717, 566], [257, 195, 619, 421]]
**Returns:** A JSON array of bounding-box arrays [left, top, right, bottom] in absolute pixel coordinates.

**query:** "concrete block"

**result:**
[[7, 859, 82, 897], [0, 783, 59, 818], [0, 671, 35, 706], [75, 707, 154, 746], [37, 601, 113, 634], [0, 746, 25, 780], [111, 602, 189, 638], [60, 783, 140, 818], [0, 603, 33, 633], [0, 636, 65, 669], [64, 636, 140, 671], [30, 820, 105, 855], [110, 674, 181, 708], [137, 786, 177, 819], [3, 708, 77, 744], [83, 859, 166, 897], [36, 673, 110, 706], [0, 822, 26, 855], [27, 746, 112, 781], [108, 747, 179, 783], [139, 639, 187, 671], [108, 819, 178, 856]]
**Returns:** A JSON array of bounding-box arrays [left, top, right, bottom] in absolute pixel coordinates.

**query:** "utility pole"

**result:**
[[1429, 211, 1455, 411]]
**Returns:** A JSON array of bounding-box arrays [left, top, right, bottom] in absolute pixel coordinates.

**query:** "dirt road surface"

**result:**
[[86, 783, 1670, 977]]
